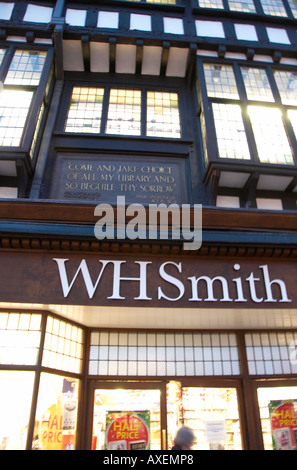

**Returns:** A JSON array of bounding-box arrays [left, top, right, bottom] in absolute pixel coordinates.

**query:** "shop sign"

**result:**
[[105, 411, 150, 450], [269, 400, 297, 450], [0, 252, 296, 308]]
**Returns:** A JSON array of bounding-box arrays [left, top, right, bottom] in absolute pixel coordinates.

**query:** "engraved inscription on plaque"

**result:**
[[49, 154, 189, 204]]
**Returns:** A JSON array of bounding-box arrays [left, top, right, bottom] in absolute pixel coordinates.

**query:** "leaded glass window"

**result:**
[[203, 64, 239, 99], [248, 106, 293, 164], [241, 67, 274, 102], [212, 103, 250, 160], [146, 91, 181, 138], [259, 0, 287, 17], [201, 62, 297, 166], [106, 89, 142, 136], [228, 0, 256, 13], [0, 48, 48, 148], [198, 0, 224, 8], [64, 86, 182, 139], [65, 87, 104, 133]]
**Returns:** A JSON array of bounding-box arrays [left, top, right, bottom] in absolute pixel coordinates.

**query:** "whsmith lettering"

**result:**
[[53, 259, 292, 304]]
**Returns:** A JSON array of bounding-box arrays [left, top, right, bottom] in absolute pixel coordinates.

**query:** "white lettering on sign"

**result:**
[[52, 259, 292, 304]]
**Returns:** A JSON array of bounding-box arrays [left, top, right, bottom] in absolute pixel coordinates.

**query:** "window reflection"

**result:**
[[248, 106, 293, 164], [0, 90, 33, 147], [274, 71, 297, 106], [204, 64, 239, 99], [0, 48, 47, 148], [201, 62, 297, 166], [241, 67, 274, 102], [5, 50, 47, 86], [212, 103, 250, 160]]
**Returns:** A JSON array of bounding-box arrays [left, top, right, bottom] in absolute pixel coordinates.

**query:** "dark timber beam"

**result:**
[[136, 39, 144, 75], [81, 34, 90, 72], [109, 37, 116, 74], [160, 41, 170, 76]]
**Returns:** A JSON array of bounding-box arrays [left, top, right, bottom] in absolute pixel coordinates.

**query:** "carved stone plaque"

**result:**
[[49, 153, 189, 204]]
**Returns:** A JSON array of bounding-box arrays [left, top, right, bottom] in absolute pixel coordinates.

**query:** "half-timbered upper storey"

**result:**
[[0, 0, 297, 212]]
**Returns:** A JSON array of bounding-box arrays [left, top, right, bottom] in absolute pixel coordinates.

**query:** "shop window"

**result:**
[[92, 388, 161, 450], [42, 316, 84, 374], [89, 331, 240, 377], [0, 312, 42, 366], [167, 383, 243, 450], [245, 332, 297, 375], [257, 386, 297, 450], [0, 371, 35, 449], [64, 86, 182, 139], [33, 373, 80, 450]]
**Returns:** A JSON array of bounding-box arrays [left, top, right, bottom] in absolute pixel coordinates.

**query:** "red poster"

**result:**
[[106, 411, 150, 450], [269, 401, 297, 450]]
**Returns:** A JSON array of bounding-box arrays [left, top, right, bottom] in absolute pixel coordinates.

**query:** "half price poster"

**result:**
[[269, 400, 297, 450], [105, 411, 150, 450]]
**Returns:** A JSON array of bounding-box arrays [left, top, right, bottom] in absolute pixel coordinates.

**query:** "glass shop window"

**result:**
[[0, 371, 35, 449], [257, 386, 297, 450], [33, 373, 80, 450]]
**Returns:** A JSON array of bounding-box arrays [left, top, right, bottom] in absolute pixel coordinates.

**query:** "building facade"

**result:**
[[0, 0, 297, 450]]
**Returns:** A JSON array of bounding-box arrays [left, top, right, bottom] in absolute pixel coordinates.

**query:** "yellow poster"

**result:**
[[40, 401, 63, 450]]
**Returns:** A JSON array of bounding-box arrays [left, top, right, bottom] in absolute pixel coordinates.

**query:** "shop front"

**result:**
[[0, 232, 297, 450]]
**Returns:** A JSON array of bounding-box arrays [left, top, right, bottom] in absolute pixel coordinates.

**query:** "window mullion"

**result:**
[[100, 86, 110, 134], [142, 89, 147, 136], [265, 66, 297, 164], [0, 45, 14, 83], [197, 59, 220, 162], [233, 63, 260, 164]]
